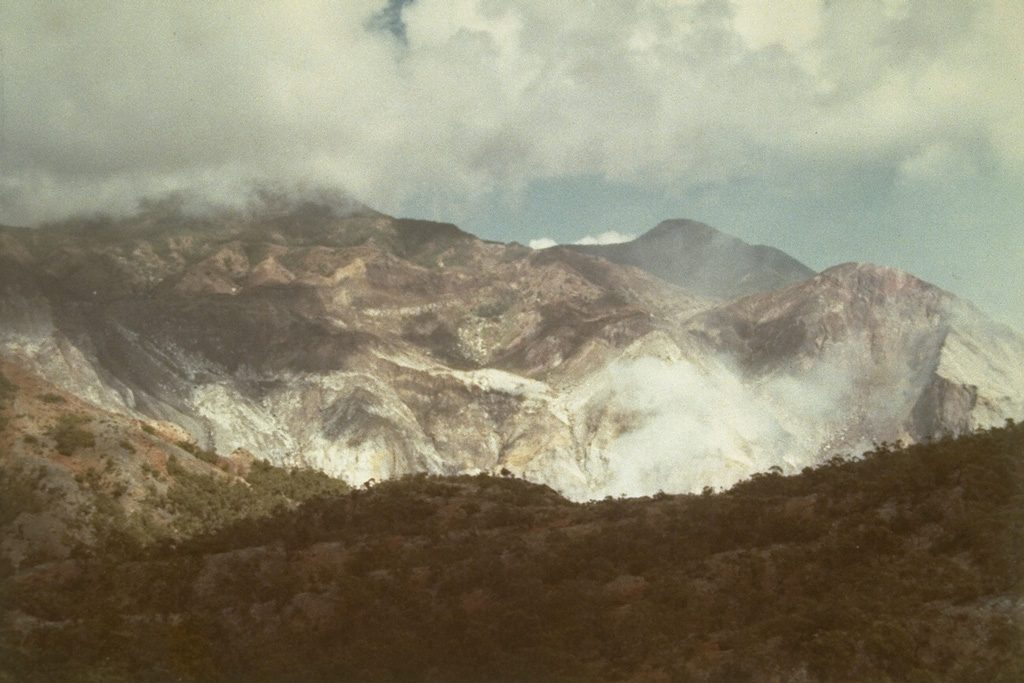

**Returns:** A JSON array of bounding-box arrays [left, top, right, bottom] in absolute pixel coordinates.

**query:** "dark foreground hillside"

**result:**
[[2, 421, 1022, 682]]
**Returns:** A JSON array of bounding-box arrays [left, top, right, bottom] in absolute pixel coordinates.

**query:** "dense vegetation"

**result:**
[[2, 421, 1022, 682], [61, 453, 353, 559], [160, 457, 353, 540]]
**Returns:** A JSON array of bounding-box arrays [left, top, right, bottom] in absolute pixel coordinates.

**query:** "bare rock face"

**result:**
[[1, 205, 1022, 501], [686, 262, 1024, 448]]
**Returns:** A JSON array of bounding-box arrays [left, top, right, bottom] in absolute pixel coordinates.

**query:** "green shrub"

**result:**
[[0, 371, 15, 431], [246, 460, 349, 501], [48, 414, 96, 455], [176, 440, 219, 465], [0, 467, 47, 526], [0, 371, 15, 402], [161, 457, 346, 539]]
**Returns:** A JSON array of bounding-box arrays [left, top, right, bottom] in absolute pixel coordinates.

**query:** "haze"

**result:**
[[0, 1, 1021, 330]]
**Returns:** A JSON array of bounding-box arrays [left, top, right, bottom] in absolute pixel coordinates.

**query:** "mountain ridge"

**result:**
[[1, 201, 1021, 504]]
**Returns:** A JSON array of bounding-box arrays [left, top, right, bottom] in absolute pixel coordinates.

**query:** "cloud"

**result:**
[[529, 230, 635, 250], [897, 140, 979, 186], [0, 0, 1020, 229], [574, 231, 635, 246]]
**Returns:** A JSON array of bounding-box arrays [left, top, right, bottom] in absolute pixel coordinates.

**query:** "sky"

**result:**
[[1, 1, 1021, 330]]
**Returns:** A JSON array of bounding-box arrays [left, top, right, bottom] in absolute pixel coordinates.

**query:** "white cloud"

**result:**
[[574, 231, 636, 245], [527, 231, 635, 249], [898, 140, 978, 186], [0, 0, 1020, 226]]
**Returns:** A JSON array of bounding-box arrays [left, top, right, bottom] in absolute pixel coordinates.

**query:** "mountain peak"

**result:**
[[566, 219, 815, 299], [640, 219, 722, 244]]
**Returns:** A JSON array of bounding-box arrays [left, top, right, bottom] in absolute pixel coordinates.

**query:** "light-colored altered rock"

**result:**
[[1, 211, 1021, 502]]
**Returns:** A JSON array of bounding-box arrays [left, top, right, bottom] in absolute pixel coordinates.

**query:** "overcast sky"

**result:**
[[1, 1, 1021, 330]]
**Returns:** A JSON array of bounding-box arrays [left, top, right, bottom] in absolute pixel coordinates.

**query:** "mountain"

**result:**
[[0, 203, 709, 502], [1, 201, 1022, 505], [566, 219, 816, 298], [685, 261, 1024, 445]]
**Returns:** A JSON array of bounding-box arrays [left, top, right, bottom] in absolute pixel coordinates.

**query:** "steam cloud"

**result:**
[[590, 353, 872, 499]]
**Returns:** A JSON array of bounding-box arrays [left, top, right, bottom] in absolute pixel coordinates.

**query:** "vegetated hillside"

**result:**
[[0, 363, 349, 571], [3, 420, 1021, 682]]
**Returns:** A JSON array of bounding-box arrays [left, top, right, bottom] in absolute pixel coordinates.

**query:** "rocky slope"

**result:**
[[1, 200, 1022, 501], [0, 203, 710, 500], [688, 262, 1024, 441]]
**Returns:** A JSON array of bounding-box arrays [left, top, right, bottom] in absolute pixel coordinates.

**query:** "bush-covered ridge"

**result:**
[[2, 421, 1022, 682], [0, 365, 352, 570]]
